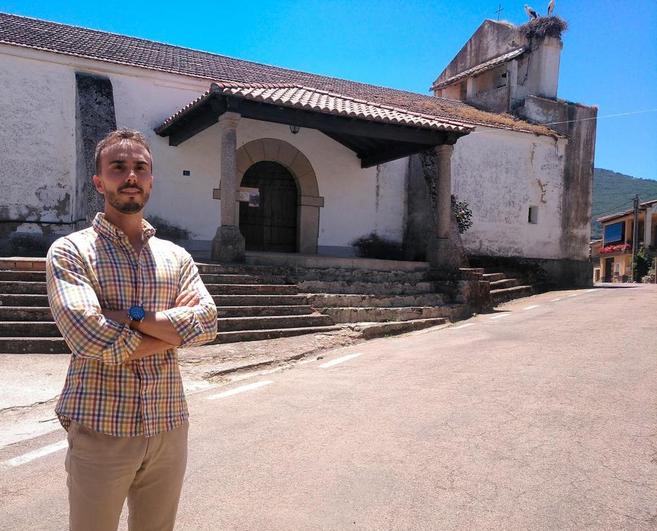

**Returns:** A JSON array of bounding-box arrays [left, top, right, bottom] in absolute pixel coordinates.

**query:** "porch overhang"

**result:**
[[155, 83, 474, 168]]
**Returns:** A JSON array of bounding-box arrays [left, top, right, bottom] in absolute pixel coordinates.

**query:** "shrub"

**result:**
[[634, 247, 652, 281], [352, 233, 404, 260], [452, 196, 473, 234]]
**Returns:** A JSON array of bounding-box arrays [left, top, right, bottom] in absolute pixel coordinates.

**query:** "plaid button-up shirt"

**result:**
[[46, 213, 217, 437]]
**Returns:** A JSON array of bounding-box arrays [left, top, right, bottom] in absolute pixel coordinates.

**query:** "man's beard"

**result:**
[[106, 189, 150, 214]]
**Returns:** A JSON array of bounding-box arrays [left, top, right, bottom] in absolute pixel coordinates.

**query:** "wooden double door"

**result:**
[[239, 161, 298, 252]]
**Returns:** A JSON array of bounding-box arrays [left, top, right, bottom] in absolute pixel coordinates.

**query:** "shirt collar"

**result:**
[[92, 212, 157, 243]]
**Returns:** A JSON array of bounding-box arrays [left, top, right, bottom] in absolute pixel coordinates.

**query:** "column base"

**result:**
[[427, 237, 464, 277], [211, 225, 245, 263]]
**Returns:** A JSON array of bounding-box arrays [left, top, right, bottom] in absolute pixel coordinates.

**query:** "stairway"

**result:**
[[0, 259, 339, 354], [292, 265, 465, 329], [485, 270, 534, 305]]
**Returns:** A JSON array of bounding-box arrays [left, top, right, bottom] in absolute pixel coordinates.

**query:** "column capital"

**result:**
[[219, 111, 241, 129], [434, 142, 455, 156]]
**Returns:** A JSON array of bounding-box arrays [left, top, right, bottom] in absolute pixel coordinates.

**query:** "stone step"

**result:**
[[293, 268, 429, 283], [0, 282, 299, 296], [205, 284, 298, 295], [0, 321, 61, 337], [196, 262, 287, 276], [0, 306, 53, 321], [0, 337, 70, 354], [212, 294, 308, 306], [482, 272, 506, 282], [0, 294, 49, 307], [200, 273, 287, 285], [217, 305, 314, 318], [490, 285, 533, 304], [305, 292, 446, 308], [0, 270, 46, 282], [213, 325, 343, 344], [0, 270, 289, 286], [0, 258, 46, 271], [298, 280, 437, 295], [489, 278, 520, 289], [321, 306, 451, 323], [0, 305, 316, 320], [217, 314, 333, 332], [0, 281, 47, 294], [459, 267, 485, 279]]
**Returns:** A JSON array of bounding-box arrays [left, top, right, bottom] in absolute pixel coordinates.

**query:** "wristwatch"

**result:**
[[128, 305, 146, 328]]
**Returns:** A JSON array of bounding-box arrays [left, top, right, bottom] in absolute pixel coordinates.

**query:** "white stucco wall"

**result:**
[[452, 126, 567, 259], [0, 47, 76, 223], [0, 45, 407, 256]]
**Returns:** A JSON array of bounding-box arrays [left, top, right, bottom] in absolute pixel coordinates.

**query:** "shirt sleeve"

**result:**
[[161, 251, 218, 348], [46, 238, 143, 365]]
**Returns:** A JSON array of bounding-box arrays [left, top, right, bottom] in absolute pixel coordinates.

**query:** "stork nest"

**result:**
[[519, 16, 568, 39]]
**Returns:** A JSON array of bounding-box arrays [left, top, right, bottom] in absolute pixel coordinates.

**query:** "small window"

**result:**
[[528, 206, 539, 224]]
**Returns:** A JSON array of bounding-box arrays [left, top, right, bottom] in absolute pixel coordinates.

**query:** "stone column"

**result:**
[[506, 60, 518, 112], [425, 143, 462, 275], [435, 144, 453, 239], [466, 77, 477, 101], [211, 112, 245, 262]]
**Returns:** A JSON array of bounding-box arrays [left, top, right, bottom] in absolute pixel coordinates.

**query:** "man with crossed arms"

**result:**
[[46, 129, 218, 531]]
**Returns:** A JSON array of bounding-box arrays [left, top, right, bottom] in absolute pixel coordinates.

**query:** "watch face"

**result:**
[[129, 305, 146, 321]]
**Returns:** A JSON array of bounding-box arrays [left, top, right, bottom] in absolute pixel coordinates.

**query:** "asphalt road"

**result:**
[[1, 285, 656, 530]]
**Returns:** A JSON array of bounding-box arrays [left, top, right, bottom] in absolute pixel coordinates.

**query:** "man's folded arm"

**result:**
[[46, 239, 147, 365], [160, 253, 218, 348]]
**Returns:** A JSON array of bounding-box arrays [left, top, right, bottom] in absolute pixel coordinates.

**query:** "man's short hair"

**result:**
[[94, 129, 152, 175]]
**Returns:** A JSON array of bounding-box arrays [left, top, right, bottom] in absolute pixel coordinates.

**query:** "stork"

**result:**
[[547, 0, 555, 16], [524, 4, 539, 19]]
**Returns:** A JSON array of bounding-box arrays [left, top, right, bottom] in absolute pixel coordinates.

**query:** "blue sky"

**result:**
[[3, 0, 656, 180]]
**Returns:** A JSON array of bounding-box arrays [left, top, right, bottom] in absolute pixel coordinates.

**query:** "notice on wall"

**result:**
[[239, 187, 260, 208]]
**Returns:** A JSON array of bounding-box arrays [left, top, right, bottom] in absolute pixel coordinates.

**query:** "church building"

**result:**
[[0, 12, 596, 286]]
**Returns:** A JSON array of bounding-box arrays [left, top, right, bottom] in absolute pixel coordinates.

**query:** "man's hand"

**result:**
[[101, 290, 200, 349], [175, 289, 200, 308], [101, 309, 129, 326]]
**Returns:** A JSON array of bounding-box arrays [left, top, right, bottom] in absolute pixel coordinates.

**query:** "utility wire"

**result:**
[[543, 108, 657, 127]]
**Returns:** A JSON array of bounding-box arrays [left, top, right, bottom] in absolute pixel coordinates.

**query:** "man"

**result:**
[[46, 129, 218, 531]]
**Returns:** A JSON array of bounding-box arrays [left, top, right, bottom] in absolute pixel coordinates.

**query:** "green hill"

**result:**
[[591, 168, 657, 239]]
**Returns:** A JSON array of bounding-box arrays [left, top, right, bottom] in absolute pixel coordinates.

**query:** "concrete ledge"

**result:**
[[355, 318, 449, 339], [245, 251, 430, 272]]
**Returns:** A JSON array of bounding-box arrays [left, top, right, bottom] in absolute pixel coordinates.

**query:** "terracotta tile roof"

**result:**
[[597, 198, 657, 223], [431, 47, 526, 90], [0, 12, 556, 137], [156, 83, 473, 134]]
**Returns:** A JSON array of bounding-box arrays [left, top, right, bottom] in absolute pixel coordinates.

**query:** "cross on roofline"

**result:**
[[495, 3, 504, 20]]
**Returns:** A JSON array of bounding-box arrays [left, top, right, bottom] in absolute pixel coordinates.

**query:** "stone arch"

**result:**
[[236, 138, 324, 254]]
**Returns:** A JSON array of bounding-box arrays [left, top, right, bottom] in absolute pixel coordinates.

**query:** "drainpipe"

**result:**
[[631, 194, 639, 282]]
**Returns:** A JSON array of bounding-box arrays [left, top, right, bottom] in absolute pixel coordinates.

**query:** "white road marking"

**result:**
[[490, 313, 510, 320], [585, 289, 599, 293], [1, 439, 67, 469], [319, 353, 362, 368], [453, 323, 475, 330], [523, 305, 540, 311], [206, 380, 273, 400], [566, 293, 580, 298], [550, 298, 562, 302]]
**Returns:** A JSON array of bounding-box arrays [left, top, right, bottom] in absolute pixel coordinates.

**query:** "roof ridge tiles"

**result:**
[[210, 82, 473, 129]]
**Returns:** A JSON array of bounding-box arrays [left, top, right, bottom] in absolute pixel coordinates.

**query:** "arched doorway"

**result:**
[[239, 161, 298, 252]]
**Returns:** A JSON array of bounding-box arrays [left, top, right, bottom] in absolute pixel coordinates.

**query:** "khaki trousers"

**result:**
[[65, 421, 188, 531]]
